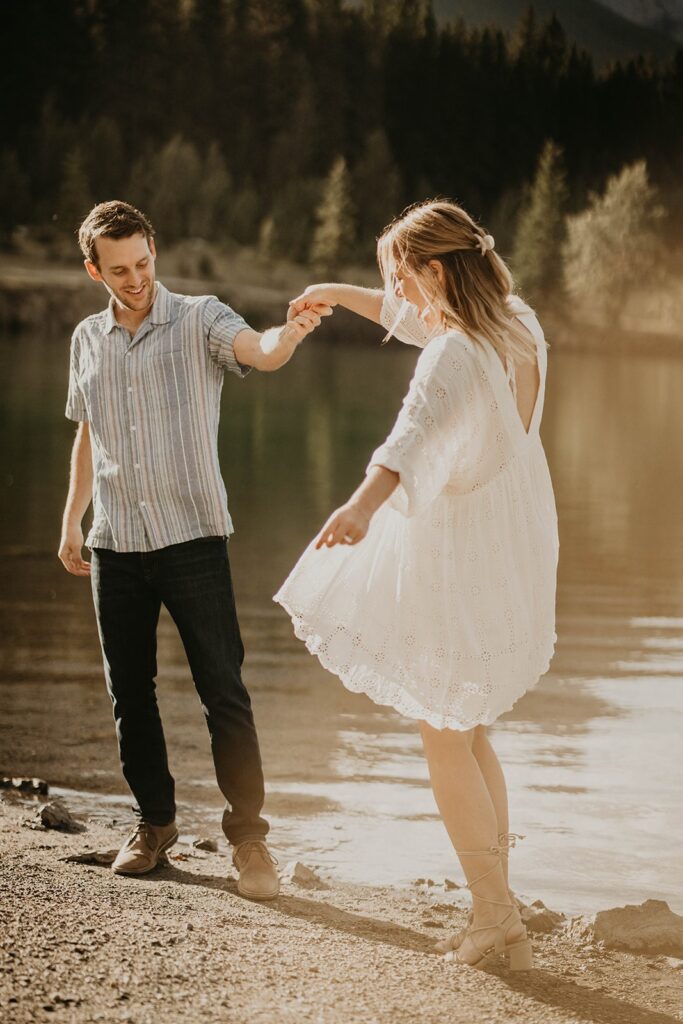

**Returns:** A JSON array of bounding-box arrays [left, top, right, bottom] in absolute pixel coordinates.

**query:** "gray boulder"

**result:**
[[281, 861, 328, 890], [36, 799, 86, 833], [519, 898, 565, 934], [570, 900, 683, 956]]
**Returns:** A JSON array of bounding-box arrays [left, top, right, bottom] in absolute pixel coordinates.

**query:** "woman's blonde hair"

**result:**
[[377, 199, 538, 363]]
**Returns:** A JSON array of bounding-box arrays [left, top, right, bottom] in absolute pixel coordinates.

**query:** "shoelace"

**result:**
[[125, 821, 156, 849], [235, 840, 278, 866]]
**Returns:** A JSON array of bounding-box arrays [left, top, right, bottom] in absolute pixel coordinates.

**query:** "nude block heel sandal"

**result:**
[[442, 836, 534, 971], [434, 832, 525, 956]]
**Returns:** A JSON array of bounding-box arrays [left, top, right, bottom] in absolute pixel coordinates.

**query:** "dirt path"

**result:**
[[1, 798, 682, 1024]]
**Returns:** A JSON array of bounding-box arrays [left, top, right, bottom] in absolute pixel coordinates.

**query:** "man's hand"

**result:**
[[58, 523, 91, 576], [315, 501, 371, 549], [284, 302, 333, 344], [234, 303, 332, 371]]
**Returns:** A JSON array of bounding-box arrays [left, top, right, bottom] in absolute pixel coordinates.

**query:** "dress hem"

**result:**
[[273, 594, 556, 732]]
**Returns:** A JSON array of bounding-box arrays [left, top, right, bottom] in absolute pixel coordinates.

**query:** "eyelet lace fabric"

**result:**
[[274, 292, 559, 731]]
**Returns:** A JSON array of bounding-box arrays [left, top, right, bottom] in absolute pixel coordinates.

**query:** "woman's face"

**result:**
[[394, 268, 426, 312]]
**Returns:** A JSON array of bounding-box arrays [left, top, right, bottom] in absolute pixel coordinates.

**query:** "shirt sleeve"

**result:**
[[380, 288, 431, 348], [368, 335, 479, 517], [65, 329, 88, 422], [203, 297, 251, 377]]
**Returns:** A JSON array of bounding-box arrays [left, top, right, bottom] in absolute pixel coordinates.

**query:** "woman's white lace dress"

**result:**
[[274, 293, 559, 730]]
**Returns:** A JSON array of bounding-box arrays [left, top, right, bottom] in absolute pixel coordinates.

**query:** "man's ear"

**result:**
[[149, 238, 157, 259], [84, 260, 102, 283]]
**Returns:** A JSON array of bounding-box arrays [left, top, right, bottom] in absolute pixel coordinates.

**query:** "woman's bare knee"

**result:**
[[419, 720, 475, 752], [472, 724, 488, 749]]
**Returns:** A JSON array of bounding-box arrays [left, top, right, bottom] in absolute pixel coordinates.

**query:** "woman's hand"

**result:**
[[289, 284, 340, 317], [283, 303, 332, 344], [315, 501, 371, 549]]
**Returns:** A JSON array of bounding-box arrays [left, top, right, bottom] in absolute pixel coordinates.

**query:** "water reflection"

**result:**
[[1, 328, 682, 914]]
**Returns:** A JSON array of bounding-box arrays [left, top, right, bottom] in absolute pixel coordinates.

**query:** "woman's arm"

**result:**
[[315, 465, 399, 549], [290, 284, 384, 325]]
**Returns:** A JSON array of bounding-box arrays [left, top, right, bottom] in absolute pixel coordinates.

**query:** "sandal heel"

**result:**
[[506, 938, 533, 971]]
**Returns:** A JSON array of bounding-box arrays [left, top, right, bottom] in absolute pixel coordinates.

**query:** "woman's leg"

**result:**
[[472, 725, 510, 889], [420, 721, 524, 964]]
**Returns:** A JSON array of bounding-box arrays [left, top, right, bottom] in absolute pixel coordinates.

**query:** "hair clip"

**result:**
[[477, 234, 495, 255]]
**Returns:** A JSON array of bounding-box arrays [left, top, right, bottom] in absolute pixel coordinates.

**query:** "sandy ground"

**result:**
[[2, 798, 682, 1024]]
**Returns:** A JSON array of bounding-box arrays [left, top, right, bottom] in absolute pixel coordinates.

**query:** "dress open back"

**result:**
[[274, 292, 559, 731]]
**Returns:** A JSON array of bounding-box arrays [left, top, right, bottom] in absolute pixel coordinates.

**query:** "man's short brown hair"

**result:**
[[78, 200, 155, 266]]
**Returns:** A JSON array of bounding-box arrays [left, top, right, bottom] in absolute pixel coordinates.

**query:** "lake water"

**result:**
[[1, 322, 682, 916]]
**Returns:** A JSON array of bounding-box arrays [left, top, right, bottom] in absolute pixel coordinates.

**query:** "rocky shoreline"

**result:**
[[1, 256, 682, 354], [2, 783, 682, 1024]]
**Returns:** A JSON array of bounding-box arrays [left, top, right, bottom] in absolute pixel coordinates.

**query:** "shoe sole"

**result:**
[[112, 830, 179, 876], [236, 881, 280, 901]]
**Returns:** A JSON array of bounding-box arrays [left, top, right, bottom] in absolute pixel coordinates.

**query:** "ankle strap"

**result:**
[[498, 832, 525, 851]]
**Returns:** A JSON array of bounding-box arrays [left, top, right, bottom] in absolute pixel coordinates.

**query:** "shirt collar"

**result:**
[[102, 282, 176, 335]]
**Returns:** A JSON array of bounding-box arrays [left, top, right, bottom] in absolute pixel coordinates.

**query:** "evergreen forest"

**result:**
[[2, 0, 683, 269]]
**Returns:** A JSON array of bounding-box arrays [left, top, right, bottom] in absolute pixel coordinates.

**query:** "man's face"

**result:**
[[86, 233, 157, 313]]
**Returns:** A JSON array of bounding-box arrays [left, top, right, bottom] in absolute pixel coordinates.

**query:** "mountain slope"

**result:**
[[431, 0, 678, 63], [598, 1, 683, 42]]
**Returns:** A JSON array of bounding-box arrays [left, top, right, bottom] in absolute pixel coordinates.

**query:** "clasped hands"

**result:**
[[285, 284, 338, 342]]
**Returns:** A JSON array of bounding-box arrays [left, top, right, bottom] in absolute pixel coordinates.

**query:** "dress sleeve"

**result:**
[[368, 335, 479, 517], [203, 297, 251, 377], [65, 329, 88, 422], [379, 289, 431, 348]]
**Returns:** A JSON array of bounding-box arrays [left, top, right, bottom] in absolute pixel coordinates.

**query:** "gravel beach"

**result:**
[[2, 797, 682, 1024]]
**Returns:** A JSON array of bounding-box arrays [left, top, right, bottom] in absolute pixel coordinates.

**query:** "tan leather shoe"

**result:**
[[111, 821, 178, 876], [232, 840, 279, 900]]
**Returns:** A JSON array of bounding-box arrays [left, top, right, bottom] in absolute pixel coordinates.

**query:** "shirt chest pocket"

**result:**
[[143, 341, 193, 410]]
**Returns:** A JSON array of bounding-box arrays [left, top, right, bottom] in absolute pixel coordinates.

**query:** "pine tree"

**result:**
[[512, 140, 568, 300], [149, 136, 203, 243], [352, 129, 402, 258], [310, 157, 356, 270], [267, 179, 324, 263], [58, 148, 93, 236], [562, 161, 665, 324], [228, 184, 261, 246], [0, 151, 30, 240], [189, 142, 233, 241]]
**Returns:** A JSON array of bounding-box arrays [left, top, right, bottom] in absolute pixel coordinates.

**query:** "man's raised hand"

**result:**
[[285, 300, 333, 343]]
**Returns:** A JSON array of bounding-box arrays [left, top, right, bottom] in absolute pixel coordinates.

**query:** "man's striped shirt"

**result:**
[[66, 282, 250, 552]]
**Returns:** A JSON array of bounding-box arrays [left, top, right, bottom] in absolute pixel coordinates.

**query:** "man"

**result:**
[[58, 200, 330, 898]]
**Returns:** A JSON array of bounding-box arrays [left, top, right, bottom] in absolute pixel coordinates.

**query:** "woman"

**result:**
[[275, 200, 559, 970]]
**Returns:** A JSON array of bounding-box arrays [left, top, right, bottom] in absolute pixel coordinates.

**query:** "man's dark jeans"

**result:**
[[91, 536, 268, 845]]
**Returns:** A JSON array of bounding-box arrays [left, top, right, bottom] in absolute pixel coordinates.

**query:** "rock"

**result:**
[[574, 900, 683, 957], [61, 849, 119, 866], [519, 898, 565, 934], [661, 956, 683, 970], [1, 776, 49, 795], [36, 799, 86, 833], [444, 878, 462, 891], [281, 861, 328, 889], [192, 837, 219, 852]]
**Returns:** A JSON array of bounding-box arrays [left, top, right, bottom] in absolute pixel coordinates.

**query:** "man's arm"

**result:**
[[233, 304, 332, 372], [58, 422, 93, 577]]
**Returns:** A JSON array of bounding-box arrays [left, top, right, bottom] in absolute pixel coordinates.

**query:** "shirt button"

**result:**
[[140, 501, 146, 508], [131, 425, 136, 431], [135, 463, 140, 469], [128, 387, 132, 393]]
